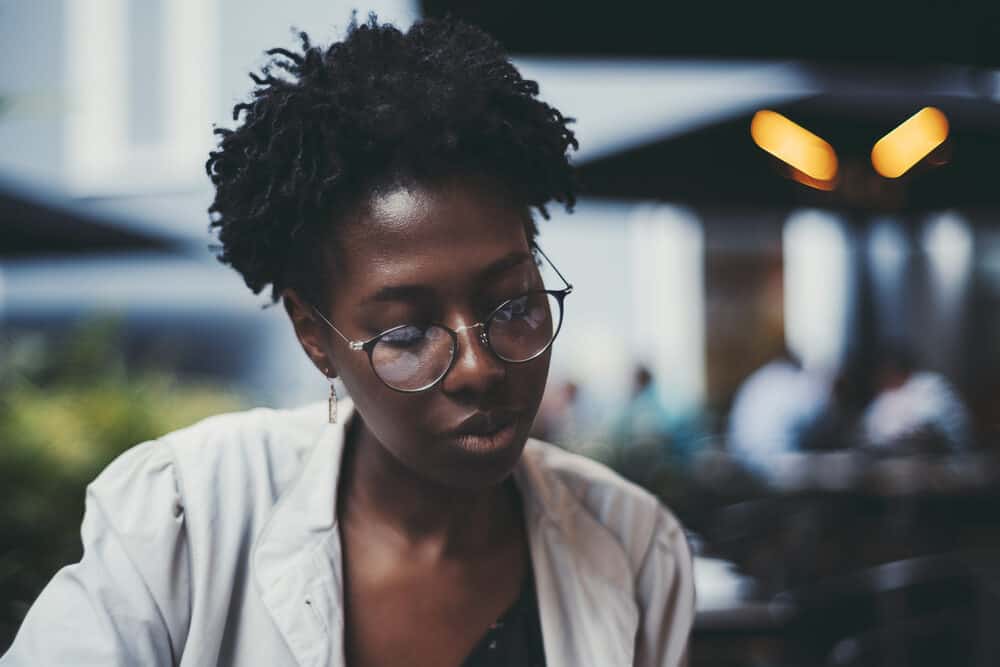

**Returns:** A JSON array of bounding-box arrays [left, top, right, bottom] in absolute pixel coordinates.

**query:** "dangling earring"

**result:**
[[325, 369, 338, 424]]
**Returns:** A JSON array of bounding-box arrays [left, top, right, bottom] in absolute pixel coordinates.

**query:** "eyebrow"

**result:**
[[479, 250, 534, 283], [360, 251, 534, 306]]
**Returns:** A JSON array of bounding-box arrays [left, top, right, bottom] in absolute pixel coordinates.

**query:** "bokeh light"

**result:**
[[751, 110, 839, 186], [871, 106, 949, 178]]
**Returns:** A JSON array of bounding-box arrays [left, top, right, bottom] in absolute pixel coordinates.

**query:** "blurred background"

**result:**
[[4, 0, 1000, 664]]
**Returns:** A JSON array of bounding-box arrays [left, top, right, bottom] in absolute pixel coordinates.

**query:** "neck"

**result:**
[[338, 414, 521, 559]]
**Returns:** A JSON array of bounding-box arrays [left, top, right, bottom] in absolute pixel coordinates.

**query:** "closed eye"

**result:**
[[493, 294, 531, 321], [378, 324, 427, 348]]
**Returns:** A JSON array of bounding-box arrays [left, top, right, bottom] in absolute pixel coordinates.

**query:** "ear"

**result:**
[[282, 288, 338, 378]]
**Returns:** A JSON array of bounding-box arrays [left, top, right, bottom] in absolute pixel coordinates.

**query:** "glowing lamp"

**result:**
[[750, 110, 838, 182], [871, 107, 949, 178]]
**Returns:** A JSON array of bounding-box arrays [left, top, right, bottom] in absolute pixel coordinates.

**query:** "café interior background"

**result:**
[[3, 1, 1000, 664]]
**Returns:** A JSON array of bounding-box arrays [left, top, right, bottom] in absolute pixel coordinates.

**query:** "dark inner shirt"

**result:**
[[459, 565, 546, 667]]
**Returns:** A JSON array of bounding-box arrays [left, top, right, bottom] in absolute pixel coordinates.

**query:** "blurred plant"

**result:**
[[0, 315, 247, 648]]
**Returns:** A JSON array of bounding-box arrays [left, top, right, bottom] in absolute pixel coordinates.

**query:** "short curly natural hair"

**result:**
[[205, 12, 579, 308]]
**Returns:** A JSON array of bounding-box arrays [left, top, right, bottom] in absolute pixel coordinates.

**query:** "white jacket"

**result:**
[[2, 398, 694, 666]]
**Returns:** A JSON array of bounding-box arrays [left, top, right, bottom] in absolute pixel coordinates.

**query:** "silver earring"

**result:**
[[326, 370, 338, 424]]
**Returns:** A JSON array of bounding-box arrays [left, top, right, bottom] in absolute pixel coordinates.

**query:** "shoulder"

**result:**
[[161, 401, 325, 489], [909, 371, 962, 400], [89, 401, 328, 530], [520, 439, 687, 573]]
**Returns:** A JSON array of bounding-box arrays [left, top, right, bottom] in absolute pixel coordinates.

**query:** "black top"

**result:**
[[460, 566, 546, 667]]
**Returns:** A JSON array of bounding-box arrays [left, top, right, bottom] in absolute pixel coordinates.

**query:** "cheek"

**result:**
[[513, 350, 552, 417], [337, 353, 435, 444], [336, 352, 400, 420]]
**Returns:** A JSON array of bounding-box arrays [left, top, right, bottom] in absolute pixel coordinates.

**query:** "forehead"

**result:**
[[335, 179, 532, 290]]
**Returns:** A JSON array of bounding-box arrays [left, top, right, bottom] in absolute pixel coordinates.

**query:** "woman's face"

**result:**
[[303, 176, 552, 490]]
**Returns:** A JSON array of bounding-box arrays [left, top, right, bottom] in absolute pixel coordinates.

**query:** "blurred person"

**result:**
[[862, 343, 972, 453], [798, 371, 858, 452], [530, 379, 584, 446], [610, 366, 669, 447], [1, 14, 694, 667], [609, 365, 704, 463], [726, 350, 832, 480]]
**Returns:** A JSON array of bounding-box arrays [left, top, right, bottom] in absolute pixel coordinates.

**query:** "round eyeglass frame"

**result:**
[[309, 245, 573, 393]]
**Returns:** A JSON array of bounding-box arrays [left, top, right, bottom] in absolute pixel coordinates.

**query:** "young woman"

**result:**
[[2, 14, 694, 667]]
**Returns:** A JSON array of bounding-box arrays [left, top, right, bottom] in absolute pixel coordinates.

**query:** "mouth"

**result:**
[[446, 410, 521, 454]]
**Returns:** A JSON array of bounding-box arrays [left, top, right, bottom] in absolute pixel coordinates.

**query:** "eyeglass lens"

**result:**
[[369, 291, 562, 391]]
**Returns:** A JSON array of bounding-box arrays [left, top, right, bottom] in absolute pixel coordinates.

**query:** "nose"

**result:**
[[440, 320, 506, 396]]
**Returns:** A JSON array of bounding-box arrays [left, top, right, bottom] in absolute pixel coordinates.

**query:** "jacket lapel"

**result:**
[[252, 400, 357, 667], [252, 403, 639, 667], [515, 442, 639, 667]]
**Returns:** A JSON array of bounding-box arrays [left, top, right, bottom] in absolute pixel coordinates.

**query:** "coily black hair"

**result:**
[[205, 12, 579, 307]]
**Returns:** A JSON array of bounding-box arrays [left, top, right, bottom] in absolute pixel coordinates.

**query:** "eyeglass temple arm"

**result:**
[[531, 243, 574, 293], [309, 304, 364, 350]]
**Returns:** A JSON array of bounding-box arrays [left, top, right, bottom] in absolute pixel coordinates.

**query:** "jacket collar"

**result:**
[[513, 445, 640, 665], [253, 398, 638, 667], [252, 402, 348, 667]]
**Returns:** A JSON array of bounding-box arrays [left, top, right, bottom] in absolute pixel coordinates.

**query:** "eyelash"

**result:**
[[484, 292, 527, 315]]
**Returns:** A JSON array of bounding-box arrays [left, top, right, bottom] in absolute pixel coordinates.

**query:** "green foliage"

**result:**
[[0, 315, 247, 647]]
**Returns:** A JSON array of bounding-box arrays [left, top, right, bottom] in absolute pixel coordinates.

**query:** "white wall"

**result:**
[[0, 0, 68, 183]]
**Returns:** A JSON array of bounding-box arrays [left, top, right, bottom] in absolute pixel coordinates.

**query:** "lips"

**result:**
[[446, 409, 520, 437], [441, 408, 524, 457]]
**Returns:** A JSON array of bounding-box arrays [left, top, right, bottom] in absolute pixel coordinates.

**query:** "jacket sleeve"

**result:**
[[1, 440, 192, 667], [633, 507, 696, 667]]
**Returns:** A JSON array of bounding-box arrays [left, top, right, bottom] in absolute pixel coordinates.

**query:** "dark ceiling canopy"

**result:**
[[574, 93, 1000, 214], [0, 187, 182, 259], [421, 0, 1000, 67]]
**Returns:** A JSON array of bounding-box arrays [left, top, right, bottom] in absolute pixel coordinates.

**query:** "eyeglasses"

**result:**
[[310, 244, 573, 392]]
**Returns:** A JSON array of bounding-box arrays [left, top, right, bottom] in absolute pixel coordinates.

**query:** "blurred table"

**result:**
[[691, 555, 795, 665], [693, 555, 794, 628], [686, 451, 1000, 666], [760, 450, 1000, 495]]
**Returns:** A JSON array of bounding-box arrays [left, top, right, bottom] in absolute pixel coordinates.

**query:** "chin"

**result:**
[[434, 420, 530, 490]]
